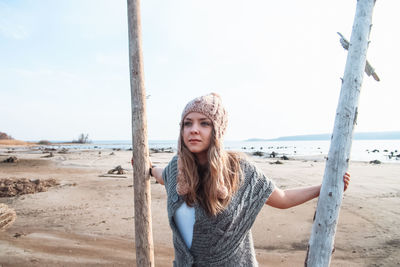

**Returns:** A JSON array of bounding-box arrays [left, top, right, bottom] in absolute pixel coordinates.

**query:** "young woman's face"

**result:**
[[182, 112, 213, 158]]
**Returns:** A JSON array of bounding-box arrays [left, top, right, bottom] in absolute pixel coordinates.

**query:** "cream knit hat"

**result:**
[[177, 93, 229, 199], [180, 93, 228, 139]]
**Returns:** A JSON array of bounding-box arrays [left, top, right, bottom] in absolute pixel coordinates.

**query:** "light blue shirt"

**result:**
[[174, 202, 195, 249]]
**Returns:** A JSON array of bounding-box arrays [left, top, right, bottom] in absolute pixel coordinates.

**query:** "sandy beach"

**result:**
[[0, 145, 399, 266]]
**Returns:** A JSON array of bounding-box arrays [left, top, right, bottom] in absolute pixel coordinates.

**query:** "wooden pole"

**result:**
[[127, 0, 155, 266], [306, 0, 376, 266]]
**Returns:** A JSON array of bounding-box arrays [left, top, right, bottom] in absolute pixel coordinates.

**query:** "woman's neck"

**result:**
[[195, 151, 208, 165]]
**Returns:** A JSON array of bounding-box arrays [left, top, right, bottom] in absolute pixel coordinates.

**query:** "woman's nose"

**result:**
[[190, 124, 199, 134]]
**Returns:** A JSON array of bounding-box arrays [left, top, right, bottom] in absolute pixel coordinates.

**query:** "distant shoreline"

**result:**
[[247, 131, 400, 142], [0, 140, 93, 146], [4, 131, 400, 145]]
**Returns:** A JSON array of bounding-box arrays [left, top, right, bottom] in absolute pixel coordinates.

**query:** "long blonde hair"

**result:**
[[178, 128, 242, 216]]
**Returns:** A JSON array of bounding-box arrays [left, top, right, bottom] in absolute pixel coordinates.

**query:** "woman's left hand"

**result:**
[[343, 172, 350, 192]]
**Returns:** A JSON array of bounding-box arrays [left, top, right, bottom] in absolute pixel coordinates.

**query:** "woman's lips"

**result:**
[[189, 139, 201, 143]]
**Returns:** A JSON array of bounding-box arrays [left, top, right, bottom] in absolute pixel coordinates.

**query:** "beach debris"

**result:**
[[270, 160, 283, 165], [387, 152, 400, 160], [371, 149, 379, 153], [42, 152, 54, 158], [99, 165, 129, 178], [59, 182, 77, 187], [369, 160, 381, 164], [87, 220, 107, 227], [58, 148, 69, 154], [0, 178, 59, 197], [281, 155, 290, 160], [0, 203, 17, 231], [269, 151, 277, 158], [3, 156, 19, 163], [150, 147, 174, 153], [99, 174, 128, 178], [112, 148, 121, 151], [43, 148, 56, 152], [109, 152, 115, 155], [252, 151, 264, 157], [13, 232, 25, 238], [107, 165, 128, 175]]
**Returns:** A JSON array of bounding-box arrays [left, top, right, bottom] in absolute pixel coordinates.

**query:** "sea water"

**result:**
[[48, 139, 400, 163]]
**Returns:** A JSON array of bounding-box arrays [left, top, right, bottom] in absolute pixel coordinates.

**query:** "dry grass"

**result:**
[[0, 178, 59, 197], [0, 140, 32, 146]]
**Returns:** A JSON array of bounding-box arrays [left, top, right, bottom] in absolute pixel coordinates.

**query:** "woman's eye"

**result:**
[[183, 121, 192, 127], [201, 121, 211, 126]]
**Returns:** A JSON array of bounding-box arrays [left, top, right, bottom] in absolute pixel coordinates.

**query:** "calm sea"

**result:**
[[48, 139, 400, 163]]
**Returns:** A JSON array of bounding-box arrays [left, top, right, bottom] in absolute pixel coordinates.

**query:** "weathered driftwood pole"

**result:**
[[306, 0, 376, 266], [127, 0, 155, 266]]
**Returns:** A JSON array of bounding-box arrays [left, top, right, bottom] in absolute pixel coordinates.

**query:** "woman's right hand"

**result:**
[[343, 172, 350, 192], [131, 156, 164, 185]]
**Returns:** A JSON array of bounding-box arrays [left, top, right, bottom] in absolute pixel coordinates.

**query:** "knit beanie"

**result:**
[[177, 93, 229, 199]]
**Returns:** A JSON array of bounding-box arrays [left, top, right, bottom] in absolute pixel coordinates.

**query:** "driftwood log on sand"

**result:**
[[107, 165, 127, 175], [3, 156, 19, 163], [98, 174, 128, 178], [0, 203, 16, 231], [98, 165, 129, 178]]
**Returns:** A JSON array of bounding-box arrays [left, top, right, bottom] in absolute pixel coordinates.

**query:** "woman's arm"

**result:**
[[151, 166, 164, 185], [266, 185, 321, 209], [266, 172, 350, 209]]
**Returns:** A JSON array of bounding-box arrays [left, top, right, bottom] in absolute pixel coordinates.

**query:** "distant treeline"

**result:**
[[0, 132, 13, 140], [248, 131, 400, 141]]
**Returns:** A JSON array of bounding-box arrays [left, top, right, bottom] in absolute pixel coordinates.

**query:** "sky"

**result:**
[[1, 0, 399, 141]]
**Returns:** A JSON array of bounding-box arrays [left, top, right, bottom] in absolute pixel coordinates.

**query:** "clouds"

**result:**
[[0, 22, 29, 40], [1, 0, 399, 141], [0, 2, 31, 40]]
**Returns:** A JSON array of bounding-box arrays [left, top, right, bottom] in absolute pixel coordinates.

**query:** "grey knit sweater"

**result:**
[[162, 155, 275, 267]]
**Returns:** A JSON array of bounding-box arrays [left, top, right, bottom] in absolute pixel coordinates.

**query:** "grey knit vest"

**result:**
[[162, 155, 275, 267]]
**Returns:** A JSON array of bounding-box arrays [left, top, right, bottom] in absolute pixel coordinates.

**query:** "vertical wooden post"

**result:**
[[127, 0, 155, 266], [306, 0, 376, 266]]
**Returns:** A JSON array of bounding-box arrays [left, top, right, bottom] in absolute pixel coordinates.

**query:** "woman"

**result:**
[[144, 93, 350, 266]]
